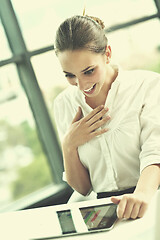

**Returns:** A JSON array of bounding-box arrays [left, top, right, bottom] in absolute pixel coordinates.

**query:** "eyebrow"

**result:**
[[63, 65, 94, 75], [81, 65, 94, 73]]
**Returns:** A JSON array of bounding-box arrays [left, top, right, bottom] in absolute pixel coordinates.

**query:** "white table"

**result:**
[[0, 191, 159, 240]]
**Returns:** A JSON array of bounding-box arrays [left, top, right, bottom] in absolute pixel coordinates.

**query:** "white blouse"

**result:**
[[53, 68, 160, 193]]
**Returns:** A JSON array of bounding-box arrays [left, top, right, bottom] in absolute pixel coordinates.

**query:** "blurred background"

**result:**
[[0, 0, 160, 212]]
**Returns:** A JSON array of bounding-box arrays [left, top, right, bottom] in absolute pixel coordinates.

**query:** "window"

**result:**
[[0, 19, 12, 60], [31, 51, 67, 119], [11, 0, 63, 50], [108, 18, 160, 72], [0, 1, 63, 212], [11, 0, 157, 50], [0, 64, 53, 209]]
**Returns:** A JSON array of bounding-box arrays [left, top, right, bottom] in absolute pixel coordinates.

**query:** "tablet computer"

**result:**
[[33, 202, 117, 239]]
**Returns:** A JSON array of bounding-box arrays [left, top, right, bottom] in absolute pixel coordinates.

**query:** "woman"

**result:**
[[54, 15, 160, 219]]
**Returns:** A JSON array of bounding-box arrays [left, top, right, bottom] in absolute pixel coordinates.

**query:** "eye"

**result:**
[[84, 68, 94, 75], [65, 73, 75, 79]]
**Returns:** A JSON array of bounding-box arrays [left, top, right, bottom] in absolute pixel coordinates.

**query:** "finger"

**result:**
[[137, 202, 148, 218], [123, 201, 135, 219], [87, 107, 109, 126], [130, 203, 141, 219], [89, 115, 110, 132], [72, 107, 83, 123], [90, 127, 109, 138], [84, 105, 105, 122], [116, 196, 127, 219], [110, 196, 121, 205]]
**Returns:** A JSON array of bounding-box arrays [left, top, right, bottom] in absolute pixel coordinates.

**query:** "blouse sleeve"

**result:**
[[53, 96, 66, 143], [139, 75, 160, 173], [53, 91, 78, 183], [53, 91, 76, 143]]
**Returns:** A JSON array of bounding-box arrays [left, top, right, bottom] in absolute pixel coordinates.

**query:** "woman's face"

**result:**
[[58, 48, 111, 98]]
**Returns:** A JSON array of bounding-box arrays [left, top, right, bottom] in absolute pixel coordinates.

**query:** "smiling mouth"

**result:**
[[83, 84, 96, 93]]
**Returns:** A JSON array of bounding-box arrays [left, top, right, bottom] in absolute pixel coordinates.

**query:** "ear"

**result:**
[[105, 45, 112, 63]]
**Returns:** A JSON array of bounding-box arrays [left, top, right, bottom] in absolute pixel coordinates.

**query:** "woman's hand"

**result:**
[[111, 192, 149, 219], [62, 105, 110, 195], [63, 105, 110, 149], [111, 164, 160, 220]]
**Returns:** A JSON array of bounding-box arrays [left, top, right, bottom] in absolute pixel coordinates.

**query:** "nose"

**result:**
[[76, 77, 86, 91]]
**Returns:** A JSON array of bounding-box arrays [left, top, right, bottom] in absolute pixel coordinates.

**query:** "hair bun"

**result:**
[[86, 15, 105, 29]]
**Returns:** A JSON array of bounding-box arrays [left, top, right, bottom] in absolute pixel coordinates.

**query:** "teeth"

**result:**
[[84, 85, 95, 92]]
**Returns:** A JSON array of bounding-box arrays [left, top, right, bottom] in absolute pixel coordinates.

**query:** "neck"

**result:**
[[104, 64, 118, 91]]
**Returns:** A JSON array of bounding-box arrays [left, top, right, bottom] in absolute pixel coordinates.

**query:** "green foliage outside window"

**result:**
[[11, 154, 52, 200], [0, 120, 52, 201]]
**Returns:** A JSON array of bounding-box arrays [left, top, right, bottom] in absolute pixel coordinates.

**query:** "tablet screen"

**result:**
[[79, 203, 117, 231], [57, 210, 76, 234]]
